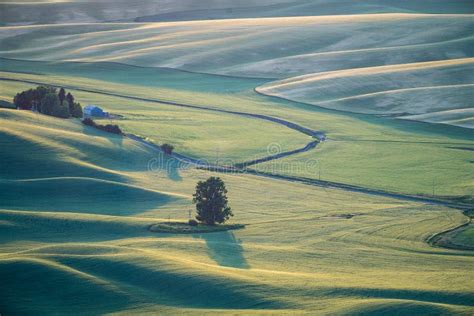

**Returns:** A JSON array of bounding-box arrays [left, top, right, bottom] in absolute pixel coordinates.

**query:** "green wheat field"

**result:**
[[0, 1, 473, 315]]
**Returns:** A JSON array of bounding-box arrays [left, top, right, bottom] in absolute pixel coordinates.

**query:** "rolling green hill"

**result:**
[[1, 65, 472, 197], [258, 58, 474, 128], [1, 109, 473, 314], [0, 79, 313, 163], [1, 1, 473, 314]]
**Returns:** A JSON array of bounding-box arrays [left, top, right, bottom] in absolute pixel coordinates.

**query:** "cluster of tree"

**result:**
[[193, 177, 233, 225], [14, 86, 83, 119], [82, 118, 122, 135]]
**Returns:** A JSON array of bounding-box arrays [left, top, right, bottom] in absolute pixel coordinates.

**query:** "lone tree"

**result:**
[[193, 177, 233, 225]]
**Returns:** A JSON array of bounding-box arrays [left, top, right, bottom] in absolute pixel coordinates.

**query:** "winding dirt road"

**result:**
[[1, 77, 324, 165], [3, 77, 470, 210]]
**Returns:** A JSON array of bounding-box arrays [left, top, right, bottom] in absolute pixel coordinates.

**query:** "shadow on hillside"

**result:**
[[0, 178, 180, 216], [147, 153, 184, 181], [165, 158, 183, 181], [193, 231, 250, 269], [0, 258, 133, 315], [81, 124, 185, 181], [81, 124, 124, 147]]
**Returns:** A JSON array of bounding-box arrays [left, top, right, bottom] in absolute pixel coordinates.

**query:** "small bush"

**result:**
[[103, 124, 122, 134], [161, 143, 174, 155], [82, 118, 95, 127], [188, 219, 198, 226], [82, 118, 122, 135]]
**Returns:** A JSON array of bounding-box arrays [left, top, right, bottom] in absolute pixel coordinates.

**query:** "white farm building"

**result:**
[[83, 105, 108, 117]]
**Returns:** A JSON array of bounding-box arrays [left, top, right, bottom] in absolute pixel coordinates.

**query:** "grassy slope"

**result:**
[[1, 110, 473, 314], [0, 58, 269, 93], [0, 79, 311, 163], [257, 58, 474, 128], [433, 224, 474, 251], [0, 66, 472, 197], [0, 109, 190, 215], [453, 225, 474, 247]]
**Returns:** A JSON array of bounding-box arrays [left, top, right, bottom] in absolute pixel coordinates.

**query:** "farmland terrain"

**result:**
[[0, 1, 473, 315]]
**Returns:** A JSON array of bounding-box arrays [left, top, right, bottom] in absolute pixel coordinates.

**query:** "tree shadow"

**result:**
[[147, 153, 184, 182], [193, 231, 250, 269], [164, 157, 183, 182]]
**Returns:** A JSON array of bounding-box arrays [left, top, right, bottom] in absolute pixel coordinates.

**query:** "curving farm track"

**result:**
[[0, 76, 324, 160], [3, 77, 473, 211]]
